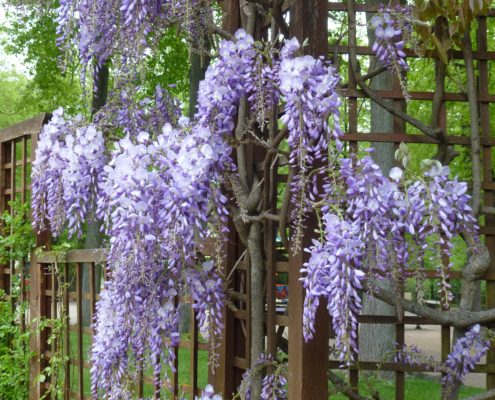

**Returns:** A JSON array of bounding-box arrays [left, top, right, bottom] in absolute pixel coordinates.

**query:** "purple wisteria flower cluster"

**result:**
[[187, 260, 225, 345], [279, 38, 342, 168], [443, 324, 491, 389], [96, 83, 181, 138], [302, 153, 479, 364], [238, 354, 287, 400], [91, 120, 231, 397], [196, 29, 257, 135], [63, 123, 106, 236], [31, 108, 106, 237], [301, 214, 364, 364], [370, 5, 412, 73], [56, 0, 212, 84], [396, 325, 491, 394], [195, 384, 222, 400], [31, 108, 67, 235]]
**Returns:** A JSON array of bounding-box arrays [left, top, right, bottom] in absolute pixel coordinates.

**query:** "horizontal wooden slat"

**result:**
[[329, 361, 495, 374], [233, 356, 249, 369], [343, 133, 495, 146], [0, 113, 49, 143], [333, 44, 495, 61], [69, 325, 93, 335], [328, 2, 495, 17], [233, 310, 248, 320], [275, 261, 289, 272], [275, 315, 289, 326], [343, 88, 495, 103], [358, 315, 437, 324], [37, 248, 107, 264], [179, 340, 208, 351]]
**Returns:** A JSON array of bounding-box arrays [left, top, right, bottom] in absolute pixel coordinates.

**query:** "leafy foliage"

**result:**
[[0, 289, 31, 400], [0, 200, 35, 263]]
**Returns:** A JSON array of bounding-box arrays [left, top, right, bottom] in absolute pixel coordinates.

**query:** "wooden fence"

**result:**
[[29, 249, 209, 400], [0, 114, 49, 323]]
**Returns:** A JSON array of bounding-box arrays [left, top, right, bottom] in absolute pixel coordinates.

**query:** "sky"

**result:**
[[0, 4, 28, 74]]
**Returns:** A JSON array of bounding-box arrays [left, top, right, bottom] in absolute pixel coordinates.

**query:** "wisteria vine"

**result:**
[[395, 324, 492, 395], [302, 153, 478, 363], [31, 22, 488, 398], [56, 0, 212, 84]]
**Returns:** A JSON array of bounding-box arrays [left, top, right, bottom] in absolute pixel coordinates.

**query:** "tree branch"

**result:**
[[208, 22, 236, 41], [462, 28, 482, 217], [278, 167, 295, 252], [271, 0, 290, 38], [341, 66, 387, 89], [328, 371, 380, 400]]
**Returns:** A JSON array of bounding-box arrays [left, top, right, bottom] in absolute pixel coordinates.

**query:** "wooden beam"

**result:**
[[288, 1, 330, 399]]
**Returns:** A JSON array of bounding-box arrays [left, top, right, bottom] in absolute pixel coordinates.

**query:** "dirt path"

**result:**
[[405, 324, 485, 388]]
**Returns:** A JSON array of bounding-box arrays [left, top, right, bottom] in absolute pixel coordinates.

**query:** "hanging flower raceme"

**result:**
[[196, 29, 257, 135], [370, 5, 412, 73], [301, 213, 365, 364], [443, 325, 491, 389], [56, 0, 212, 85], [31, 108, 106, 237], [63, 123, 106, 237], [279, 37, 342, 168], [339, 155, 408, 277], [92, 120, 230, 397], [238, 354, 287, 400], [95, 83, 181, 139], [303, 154, 479, 365], [395, 325, 491, 395], [31, 108, 68, 236]]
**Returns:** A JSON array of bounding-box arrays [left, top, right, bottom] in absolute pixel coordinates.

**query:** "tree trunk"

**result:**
[[82, 63, 109, 326], [180, 48, 210, 334], [358, 1, 396, 365], [248, 221, 265, 400]]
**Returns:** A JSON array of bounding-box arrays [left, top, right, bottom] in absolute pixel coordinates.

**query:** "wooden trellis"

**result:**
[[212, 1, 495, 399], [0, 114, 49, 322]]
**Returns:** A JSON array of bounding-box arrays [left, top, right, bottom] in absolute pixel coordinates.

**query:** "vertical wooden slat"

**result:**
[[0, 141, 4, 304], [288, 2, 330, 399], [172, 296, 179, 399], [395, 324, 405, 400], [190, 308, 199, 397], [477, 14, 495, 390], [64, 263, 70, 400], [76, 263, 84, 399], [9, 141, 16, 310], [21, 136, 26, 203], [11, 138, 16, 204], [209, 221, 237, 397]]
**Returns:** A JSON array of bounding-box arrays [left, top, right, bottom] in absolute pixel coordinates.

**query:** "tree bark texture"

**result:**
[[359, 0, 396, 365], [82, 63, 109, 326]]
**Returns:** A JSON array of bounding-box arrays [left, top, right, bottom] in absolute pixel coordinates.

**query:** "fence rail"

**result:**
[[30, 249, 209, 400]]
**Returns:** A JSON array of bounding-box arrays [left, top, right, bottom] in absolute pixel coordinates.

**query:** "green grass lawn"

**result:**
[[67, 333, 209, 399], [328, 374, 485, 399], [65, 334, 485, 399]]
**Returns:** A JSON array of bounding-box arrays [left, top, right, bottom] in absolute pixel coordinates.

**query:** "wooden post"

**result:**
[[287, 1, 330, 399], [28, 230, 50, 400], [28, 116, 51, 400]]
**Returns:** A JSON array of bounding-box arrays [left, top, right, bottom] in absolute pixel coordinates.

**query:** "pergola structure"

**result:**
[[0, 1, 494, 399]]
